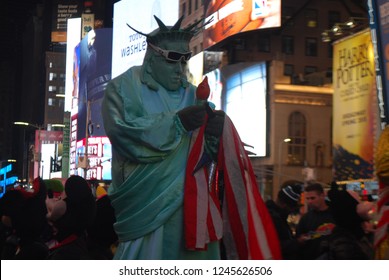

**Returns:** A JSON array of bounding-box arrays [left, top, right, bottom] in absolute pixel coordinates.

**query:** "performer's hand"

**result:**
[[177, 105, 206, 131], [205, 110, 225, 137]]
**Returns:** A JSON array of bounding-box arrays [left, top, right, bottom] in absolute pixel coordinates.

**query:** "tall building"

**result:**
[[44, 52, 66, 127]]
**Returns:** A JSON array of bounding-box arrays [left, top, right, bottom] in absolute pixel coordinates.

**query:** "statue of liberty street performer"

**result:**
[[102, 16, 281, 260]]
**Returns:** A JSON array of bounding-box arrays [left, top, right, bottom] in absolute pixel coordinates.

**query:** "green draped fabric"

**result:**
[[101, 66, 220, 259]]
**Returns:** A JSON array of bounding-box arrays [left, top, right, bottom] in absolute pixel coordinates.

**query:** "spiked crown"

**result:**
[[127, 15, 211, 45]]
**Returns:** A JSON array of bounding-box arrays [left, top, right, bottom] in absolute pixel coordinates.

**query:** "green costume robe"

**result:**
[[102, 66, 220, 259]]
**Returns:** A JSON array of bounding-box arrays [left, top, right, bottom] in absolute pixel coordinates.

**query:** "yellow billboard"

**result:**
[[333, 30, 376, 181]]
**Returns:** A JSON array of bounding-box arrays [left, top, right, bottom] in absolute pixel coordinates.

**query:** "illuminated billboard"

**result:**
[[332, 30, 376, 181], [188, 55, 268, 156], [203, 0, 281, 49], [111, 0, 179, 78], [34, 130, 64, 179], [186, 52, 204, 87], [65, 17, 82, 113], [69, 28, 113, 180], [222, 62, 269, 156], [76, 136, 112, 180], [51, 0, 82, 43]]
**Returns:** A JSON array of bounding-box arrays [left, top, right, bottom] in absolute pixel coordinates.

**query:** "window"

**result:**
[[257, 34, 270, 52], [48, 98, 55, 106], [48, 86, 57, 92], [304, 66, 317, 75], [284, 64, 294, 76], [315, 143, 325, 167], [282, 36, 294, 55], [49, 72, 57, 81], [59, 99, 65, 108], [287, 112, 306, 165], [181, 2, 186, 17], [328, 11, 341, 28], [188, 0, 192, 15], [195, 0, 199, 10], [305, 9, 317, 28], [305, 37, 317, 56]]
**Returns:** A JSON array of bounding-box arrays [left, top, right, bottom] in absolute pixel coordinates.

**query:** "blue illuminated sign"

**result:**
[[0, 164, 17, 198]]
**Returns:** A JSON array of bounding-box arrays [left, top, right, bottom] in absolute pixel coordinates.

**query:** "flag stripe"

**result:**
[[375, 183, 389, 248], [195, 168, 209, 248], [184, 128, 204, 249]]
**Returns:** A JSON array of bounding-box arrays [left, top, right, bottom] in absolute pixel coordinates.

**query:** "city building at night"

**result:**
[[2, 0, 378, 200]]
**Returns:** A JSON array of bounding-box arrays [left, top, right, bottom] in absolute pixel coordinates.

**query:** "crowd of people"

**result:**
[[0, 176, 118, 260], [265, 182, 378, 260], [0, 176, 384, 260]]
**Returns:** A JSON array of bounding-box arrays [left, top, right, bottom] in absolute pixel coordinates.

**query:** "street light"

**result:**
[[14, 121, 42, 129], [321, 17, 368, 42], [14, 121, 44, 180], [52, 124, 66, 128], [278, 138, 291, 187], [1, 159, 17, 164]]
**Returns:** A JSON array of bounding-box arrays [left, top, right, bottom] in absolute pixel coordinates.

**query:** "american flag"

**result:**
[[184, 116, 281, 259]]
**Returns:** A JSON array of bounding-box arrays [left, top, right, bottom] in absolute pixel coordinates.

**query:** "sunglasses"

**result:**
[[148, 43, 192, 62]]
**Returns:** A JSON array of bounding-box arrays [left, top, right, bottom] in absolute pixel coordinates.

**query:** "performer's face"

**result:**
[[149, 40, 191, 91]]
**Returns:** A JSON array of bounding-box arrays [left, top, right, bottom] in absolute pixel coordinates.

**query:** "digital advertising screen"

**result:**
[[69, 28, 113, 180], [111, 0, 179, 78], [76, 136, 112, 180], [203, 0, 281, 49], [51, 0, 82, 43], [221, 62, 269, 156], [186, 52, 204, 87], [65, 17, 82, 113]]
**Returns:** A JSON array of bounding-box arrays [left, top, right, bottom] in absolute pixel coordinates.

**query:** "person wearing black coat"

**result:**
[[0, 177, 49, 259], [47, 175, 96, 260], [265, 184, 302, 260], [318, 184, 374, 260], [87, 185, 118, 259]]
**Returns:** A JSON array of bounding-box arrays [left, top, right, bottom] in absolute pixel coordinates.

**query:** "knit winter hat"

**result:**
[[278, 184, 302, 208]]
